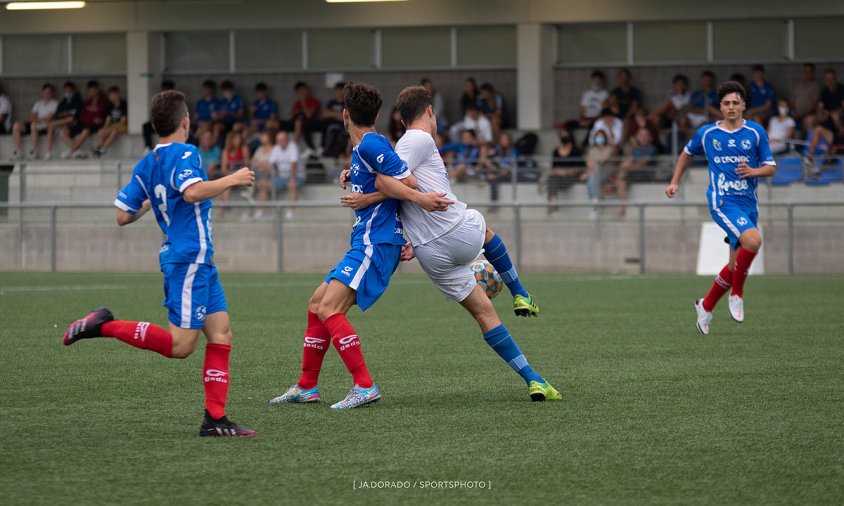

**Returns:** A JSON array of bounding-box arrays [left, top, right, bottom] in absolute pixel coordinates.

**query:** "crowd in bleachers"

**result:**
[[1, 63, 843, 219]]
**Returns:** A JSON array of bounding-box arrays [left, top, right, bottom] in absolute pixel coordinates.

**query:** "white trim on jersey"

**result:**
[[699, 124, 720, 157], [743, 124, 761, 146], [362, 202, 381, 246], [134, 174, 150, 199], [710, 172, 741, 237], [154, 143, 173, 152], [180, 263, 199, 328], [114, 199, 138, 213], [179, 177, 202, 193], [358, 154, 376, 174], [194, 203, 208, 264], [358, 153, 410, 179], [349, 245, 374, 291]]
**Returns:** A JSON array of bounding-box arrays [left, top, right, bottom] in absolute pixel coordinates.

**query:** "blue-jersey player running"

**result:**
[[666, 81, 776, 335], [269, 82, 451, 409], [61, 90, 257, 437]]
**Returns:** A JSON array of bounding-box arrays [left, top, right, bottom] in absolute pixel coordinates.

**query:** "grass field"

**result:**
[[1, 272, 843, 505]]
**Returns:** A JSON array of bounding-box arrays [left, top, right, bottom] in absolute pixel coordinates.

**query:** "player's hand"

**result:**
[[339, 169, 351, 189], [139, 199, 151, 213], [230, 167, 255, 187], [665, 183, 679, 198], [736, 163, 756, 179], [400, 243, 415, 262], [340, 192, 371, 210], [416, 192, 454, 212]]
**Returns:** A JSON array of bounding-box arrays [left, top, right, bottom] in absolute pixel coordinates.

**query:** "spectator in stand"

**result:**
[[249, 82, 278, 135], [589, 108, 624, 150], [627, 108, 661, 151], [269, 130, 302, 220], [447, 129, 483, 182], [251, 129, 276, 218], [44, 81, 83, 160], [790, 63, 820, 133], [565, 70, 608, 133], [143, 80, 175, 152], [747, 65, 776, 125], [321, 82, 347, 158], [11, 83, 58, 161], [581, 127, 613, 219], [807, 69, 844, 158], [688, 71, 721, 129], [59, 80, 107, 159], [449, 103, 493, 145], [617, 128, 658, 215], [387, 107, 406, 145], [460, 77, 479, 116], [219, 80, 245, 133], [92, 86, 127, 157], [649, 74, 691, 133], [290, 81, 321, 155], [195, 80, 222, 143], [218, 130, 250, 211], [197, 130, 222, 179], [421, 78, 448, 131], [0, 83, 11, 135], [478, 82, 510, 139], [607, 68, 641, 122], [767, 99, 796, 155], [546, 129, 583, 217], [819, 69, 844, 128], [481, 131, 520, 208]]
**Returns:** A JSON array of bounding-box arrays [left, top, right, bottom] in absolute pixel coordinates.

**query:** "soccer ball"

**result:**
[[470, 260, 504, 299]]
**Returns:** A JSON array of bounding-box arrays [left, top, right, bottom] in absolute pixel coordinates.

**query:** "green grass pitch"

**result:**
[[1, 272, 842, 505]]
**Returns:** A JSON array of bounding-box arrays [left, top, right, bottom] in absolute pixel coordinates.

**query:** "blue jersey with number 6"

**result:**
[[114, 142, 214, 266]]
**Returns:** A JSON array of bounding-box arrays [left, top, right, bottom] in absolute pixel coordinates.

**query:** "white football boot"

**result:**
[[728, 295, 744, 323], [694, 298, 713, 335]]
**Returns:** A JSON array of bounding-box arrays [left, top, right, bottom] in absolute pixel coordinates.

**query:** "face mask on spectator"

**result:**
[[778, 106, 789, 116], [594, 135, 607, 146], [591, 83, 602, 91], [64, 92, 73, 100]]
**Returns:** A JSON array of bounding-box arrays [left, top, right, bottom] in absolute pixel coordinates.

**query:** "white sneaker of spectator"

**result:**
[[72, 149, 87, 159], [43, 152, 52, 161], [285, 209, 294, 220], [10, 150, 22, 161], [61, 149, 73, 159], [27, 150, 37, 160]]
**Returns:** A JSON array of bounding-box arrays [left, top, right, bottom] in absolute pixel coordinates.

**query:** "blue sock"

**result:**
[[482, 325, 544, 385], [483, 234, 529, 297]]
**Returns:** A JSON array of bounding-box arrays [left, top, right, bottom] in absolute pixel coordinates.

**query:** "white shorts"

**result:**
[[413, 208, 486, 302]]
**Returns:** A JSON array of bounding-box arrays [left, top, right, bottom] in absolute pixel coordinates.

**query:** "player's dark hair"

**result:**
[[343, 81, 381, 127], [86, 80, 99, 89], [396, 85, 431, 125], [255, 82, 268, 92], [672, 74, 688, 85], [717, 81, 747, 103], [161, 80, 175, 91], [150, 90, 188, 137], [201, 80, 215, 90], [221, 80, 234, 90]]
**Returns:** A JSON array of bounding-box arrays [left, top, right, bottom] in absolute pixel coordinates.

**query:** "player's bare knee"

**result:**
[[207, 329, 232, 346], [170, 339, 196, 359], [316, 303, 339, 322]]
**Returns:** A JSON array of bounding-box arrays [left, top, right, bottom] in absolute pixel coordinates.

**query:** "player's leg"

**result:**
[[728, 226, 762, 322], [482, 224, 539, 317]]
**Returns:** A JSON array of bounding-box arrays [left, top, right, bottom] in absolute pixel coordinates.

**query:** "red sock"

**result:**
[[101, 320, 173, 358], [731, 248, 758, 297], [298, 311, 331, 389], [203, 343, 231, 419], [702, 264, 733, 312], [323, 313, 373, 388]]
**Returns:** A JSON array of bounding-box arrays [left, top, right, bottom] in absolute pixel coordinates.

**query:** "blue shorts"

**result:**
[[710, 203, 758, 250], [162, 263, 228, 329], [325, 244, 402, 311]]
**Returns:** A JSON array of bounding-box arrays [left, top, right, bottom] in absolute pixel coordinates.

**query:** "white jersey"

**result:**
[[395, 129, 468, 246]]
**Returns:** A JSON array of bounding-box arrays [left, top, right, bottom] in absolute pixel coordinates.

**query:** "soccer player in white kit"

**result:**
[[342, 86, 560, 401]]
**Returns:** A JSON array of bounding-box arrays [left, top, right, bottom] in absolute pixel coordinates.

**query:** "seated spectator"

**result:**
[[563, 70, 608, 133], [447, 129, 483, 182], [44, 81, 82, 160], [449, 103, 493, 145], [388, 107, 406, 145], [460, 77, 479, 117], [197, 130, 222, 178], [269, 130, 302, 220], [581, 127, 614, 218], [249, 82, 278, 135], [251, 129, 276, 218], [589, 108, 624, 149], [767, 100, 796, 154], [195, 80, 222, 143], [607, 68, 641, 122], [0, 82, 11, 135], [649, 74, 691, 133], [807, 69, 844, 157], [790, 63, 820, 133], [93, 86, 127, 157], [321, 82, 347, 158], [747, 65, 776, 125], [219, 80, 245, 132], [617, 128, 658, 214], [478, 82, 510, 139], [688, 71, 721, 129], [60, 80, 106, 159], [143, 80, 175, 152], [421, 78, 448, 131], [11, 83, 57, 161], [290, 81, 321, 154], [481, 131, 519, 207], [546, 130, 583, 217], [627, 108, 662, 152], [217, 130, 250, 211]]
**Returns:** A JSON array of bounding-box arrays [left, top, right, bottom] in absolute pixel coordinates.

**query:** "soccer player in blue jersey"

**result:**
[[269, 82, 451, 409], [666, 81, 776, 335], [61, 90, 257, 436]]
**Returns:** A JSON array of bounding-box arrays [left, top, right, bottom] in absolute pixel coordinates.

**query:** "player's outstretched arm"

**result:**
[[116, 199, 151, 226], [183, 167, 255, 203], [374, 173, 453, 212], [665, 151, 693, 198]]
